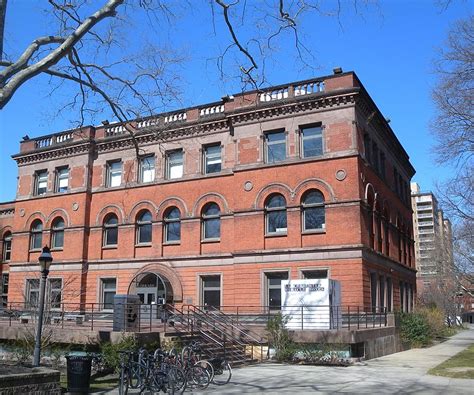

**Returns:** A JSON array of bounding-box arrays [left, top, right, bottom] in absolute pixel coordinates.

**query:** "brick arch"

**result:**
[[0, 225, 13, 238], [157, 197, 188, 219], [293, 178, 335, 203], [365, 183, 376, 208], [192, 192, 229, 216], [128, 200, 158, 223], [46, 208, 71, 228], [24, 211, 47, 231], [254, 183, 292, 209], [128, 263, 183, 302], [95, 204, 125, 226]]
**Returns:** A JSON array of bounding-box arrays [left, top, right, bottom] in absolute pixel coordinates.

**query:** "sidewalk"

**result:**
[[104, 326, 474, 394]]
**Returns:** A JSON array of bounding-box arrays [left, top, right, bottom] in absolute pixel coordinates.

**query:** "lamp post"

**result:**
[[32, 246, 53, 367]]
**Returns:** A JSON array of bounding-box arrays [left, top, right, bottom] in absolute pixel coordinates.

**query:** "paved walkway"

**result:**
[[104, 326, 474, 394]]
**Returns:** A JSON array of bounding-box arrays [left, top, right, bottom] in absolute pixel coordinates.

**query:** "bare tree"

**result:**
[[431, 15, 474, 274], [0, 0, 375, 129]]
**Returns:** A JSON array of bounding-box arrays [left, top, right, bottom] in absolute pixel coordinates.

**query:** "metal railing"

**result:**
[[0, 302, 388, 332]]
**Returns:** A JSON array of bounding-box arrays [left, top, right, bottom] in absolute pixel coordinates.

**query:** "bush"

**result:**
[[100, 333, 137, 373], [399, 311, 432, 347], [266, 313, 297, 362]]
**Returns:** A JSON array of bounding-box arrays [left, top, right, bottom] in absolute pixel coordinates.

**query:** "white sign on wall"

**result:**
[[281, 279, 341, 330]]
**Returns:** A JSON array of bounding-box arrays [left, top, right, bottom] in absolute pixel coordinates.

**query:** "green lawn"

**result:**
[[428, 344, 474, 379]]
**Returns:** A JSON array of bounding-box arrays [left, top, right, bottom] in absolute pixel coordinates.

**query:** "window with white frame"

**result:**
[[106, 160, 122, 187], [200, 275, 221, 309], [136, 210, 152, 244], [301, 190, 325, 231], [49, 278, 62, 309], [34, 170, 48, 195], [101, 278, 116, 310], [264, 130, 286, 163], [204, 145, 222, 174], [30, 220, 43, 250], [265, 272, 288, 310], [387, 278, 393, 312], [139, 155, 155, 183], [166, 150, 183, 179], [265, 194, 287, 234], [2, 232, 12, 262], [2, 273, 8, 307], [51, 217, 65, 249], [370, 272, 378, 312], [164, 207, 181, 243], [202, 203, 220, 240], [26, 279, 40, 307], [301, 125, 323, 158], [103, 214, 118, 246], [55, 166, 69, 193]]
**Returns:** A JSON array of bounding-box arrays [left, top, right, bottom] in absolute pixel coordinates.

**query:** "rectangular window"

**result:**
[[264, 130, 286, 163], [380, 153, 386, 180], [55, 167, 69, 193], [301, 125, 323, 158], [387, 278, 392, 312], [301, 269, 328, 279], [35, 170, 48, 195], [106, 160, 122, 187], [139, 156, 155, 183], [379, 275, 385, 310], [201, 275, 221, 309], [2, 273, 8, 307], [370, 272, 377, 312], [204, 145, 222, 174], [101, 278, 117, 310], [166, 150, 183, 179], [266, 272, 288, 310], [400, 281, 405, 312], [49, 278, 62, 309], [26, 279, 40, 307]]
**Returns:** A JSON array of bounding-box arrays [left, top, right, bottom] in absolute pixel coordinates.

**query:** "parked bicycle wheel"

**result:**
[[127, 361, 146, 389], [118, 366, 129, 395], [185, 365, 210, 390], [211, 359, 232, 385], [194, 359, 215, 383], [167, 366, 186, 394]]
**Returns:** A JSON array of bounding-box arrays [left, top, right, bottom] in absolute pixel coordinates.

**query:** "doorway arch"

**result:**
[[127, 263, 183, 303]]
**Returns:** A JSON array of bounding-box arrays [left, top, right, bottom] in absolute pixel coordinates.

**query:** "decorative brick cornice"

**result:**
[[13, 141, 93, 165], [229, 91, 358, 125], [96, 119, 230, 153]]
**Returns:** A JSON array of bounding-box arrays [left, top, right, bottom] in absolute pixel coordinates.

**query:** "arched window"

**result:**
[[30, 220, 43, 250], [202, 203, 220, 240], [2, 232, 12, 261], [164, 207, 181, 242], [51, 217, 65, 249], [301, 190, 325, 231], [265, 194, 287, 234], [103, 214, 118, 246], [136, 210, 152, 244]]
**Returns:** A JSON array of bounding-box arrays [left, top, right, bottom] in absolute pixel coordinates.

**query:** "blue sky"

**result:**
[[0, 0, 471, 203]]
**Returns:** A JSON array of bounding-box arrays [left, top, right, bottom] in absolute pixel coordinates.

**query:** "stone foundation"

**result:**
[[0, 366, 60, 395]]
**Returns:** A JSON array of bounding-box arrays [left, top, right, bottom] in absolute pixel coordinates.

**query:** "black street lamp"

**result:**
[[32, 246, 53, 367]]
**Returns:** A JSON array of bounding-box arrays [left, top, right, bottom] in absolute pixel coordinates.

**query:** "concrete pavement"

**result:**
[[104, 326, 474, 394]]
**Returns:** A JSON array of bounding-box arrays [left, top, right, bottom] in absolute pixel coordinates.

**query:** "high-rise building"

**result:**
[[411, 182, 454, 288]]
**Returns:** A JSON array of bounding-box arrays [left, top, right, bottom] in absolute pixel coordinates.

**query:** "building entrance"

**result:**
[[128, 271, 174, 305]]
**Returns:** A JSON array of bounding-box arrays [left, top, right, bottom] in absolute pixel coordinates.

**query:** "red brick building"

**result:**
[[0, 71, 416, 313]]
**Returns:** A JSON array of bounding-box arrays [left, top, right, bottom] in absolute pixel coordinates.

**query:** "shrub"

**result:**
[[266, 313, 297, 362], [399, 311, 432, 347], [100, 333, 137, 373]]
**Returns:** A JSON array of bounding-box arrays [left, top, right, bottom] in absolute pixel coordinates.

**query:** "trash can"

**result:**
[[66, 351, 92, 394]]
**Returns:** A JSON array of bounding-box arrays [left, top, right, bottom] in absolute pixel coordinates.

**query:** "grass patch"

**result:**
[[60, 371, 118, 392], [428, 344, 474, 379]]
